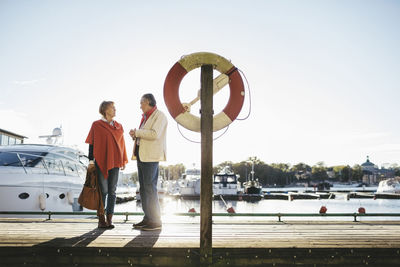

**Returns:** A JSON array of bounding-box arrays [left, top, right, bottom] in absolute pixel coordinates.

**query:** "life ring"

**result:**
[[163, 52, 245, 132]]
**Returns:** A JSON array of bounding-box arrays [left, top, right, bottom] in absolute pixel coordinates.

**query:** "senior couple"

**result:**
[[85, 93, 167, 231]]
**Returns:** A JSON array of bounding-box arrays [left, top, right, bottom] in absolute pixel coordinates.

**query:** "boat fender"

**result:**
[[358, 207, 366, 214], [66, 191, 74, 205], [39, 193, 46, 211], [227, 207, 235, 214], [164, 52, 245, 132], [319, 206, 327, 214]]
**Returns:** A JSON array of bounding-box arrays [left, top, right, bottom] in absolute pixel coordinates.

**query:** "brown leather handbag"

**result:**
[[78, 166, 104, 214]]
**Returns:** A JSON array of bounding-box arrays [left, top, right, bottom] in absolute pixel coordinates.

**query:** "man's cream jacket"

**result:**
[[132, 109, 167, 162]]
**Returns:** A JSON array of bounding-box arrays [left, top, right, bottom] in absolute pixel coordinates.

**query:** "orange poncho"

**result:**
[[85, 120, 128, 178]]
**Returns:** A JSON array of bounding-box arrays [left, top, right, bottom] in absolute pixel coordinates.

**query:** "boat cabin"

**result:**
[[213, 173, 240, 195], [213, 173, 238, 185]]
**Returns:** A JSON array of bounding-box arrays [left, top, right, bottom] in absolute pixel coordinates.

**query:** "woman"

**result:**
[[85, 101, 128, 229]]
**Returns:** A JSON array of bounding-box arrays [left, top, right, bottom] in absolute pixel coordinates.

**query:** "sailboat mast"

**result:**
[[251, 160, 255, 181]]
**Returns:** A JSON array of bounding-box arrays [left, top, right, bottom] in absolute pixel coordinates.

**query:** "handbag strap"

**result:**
[[95, 168, 105, 216]]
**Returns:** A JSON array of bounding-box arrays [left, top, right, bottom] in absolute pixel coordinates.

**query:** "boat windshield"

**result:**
[[0, 150, 86, 177], [214, 175, 237, 183], [0, 151, 47, 167]]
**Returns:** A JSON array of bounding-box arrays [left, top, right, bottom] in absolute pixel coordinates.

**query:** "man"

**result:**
[[130, 93, 167, 231]]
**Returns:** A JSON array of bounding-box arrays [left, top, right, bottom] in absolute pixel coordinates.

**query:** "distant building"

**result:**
[[361, 156, 395, 184], [361, 156, 378, 184], [0, 128, 27, 146], [361, 156, 377, 171]]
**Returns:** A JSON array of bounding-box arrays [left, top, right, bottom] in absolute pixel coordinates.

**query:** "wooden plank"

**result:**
[[1, 218, 400, 249]]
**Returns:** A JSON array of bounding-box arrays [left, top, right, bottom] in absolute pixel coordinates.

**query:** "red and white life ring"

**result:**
[[163, 52, 245, 132]]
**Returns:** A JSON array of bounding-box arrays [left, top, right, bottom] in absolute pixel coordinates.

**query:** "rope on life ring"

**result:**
[[163, 52, 245, 132]]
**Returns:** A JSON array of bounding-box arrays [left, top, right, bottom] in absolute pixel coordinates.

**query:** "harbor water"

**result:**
[[115, 186, 400, 221]]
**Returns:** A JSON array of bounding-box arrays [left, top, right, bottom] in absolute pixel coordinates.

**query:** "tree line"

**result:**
[[129, 157, 400, 186]]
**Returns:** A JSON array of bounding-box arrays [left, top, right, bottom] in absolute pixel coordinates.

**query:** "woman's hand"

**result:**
[[88, 161, 95, 171]]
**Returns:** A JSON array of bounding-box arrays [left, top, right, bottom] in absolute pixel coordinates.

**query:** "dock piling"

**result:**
[[200, 64, 213, 265]]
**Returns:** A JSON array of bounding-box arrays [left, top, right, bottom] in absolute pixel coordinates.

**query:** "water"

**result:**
[[115, 186, 400, 221]]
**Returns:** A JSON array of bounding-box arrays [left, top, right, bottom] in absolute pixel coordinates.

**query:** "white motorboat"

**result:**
[[213, 167, 241, 195], [0, 144, 88, 213], [376, 177, 400, 194], [178, 167, 242, 197], [179, 168, 201, 197], [164, 179, 181, 196]]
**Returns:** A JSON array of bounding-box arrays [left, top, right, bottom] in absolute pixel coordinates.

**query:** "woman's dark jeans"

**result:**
[[96, 164, 119, 215]]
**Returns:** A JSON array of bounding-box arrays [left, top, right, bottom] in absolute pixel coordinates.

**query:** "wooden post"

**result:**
[[200, 64, 213, 265]]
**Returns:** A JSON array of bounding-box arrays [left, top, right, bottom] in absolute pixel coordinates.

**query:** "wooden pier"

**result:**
[[1, 216, 400, 266]]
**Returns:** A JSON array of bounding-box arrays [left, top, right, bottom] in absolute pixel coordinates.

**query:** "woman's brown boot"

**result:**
[[98, 215, 108, 228], [106, 214, 115, 229]]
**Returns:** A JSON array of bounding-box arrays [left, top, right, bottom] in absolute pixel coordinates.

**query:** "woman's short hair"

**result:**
[[99, 101, 114, 116], [142, 93, 156, 107]]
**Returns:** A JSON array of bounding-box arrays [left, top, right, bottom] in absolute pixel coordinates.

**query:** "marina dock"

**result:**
[[1, 216, 400, 266]]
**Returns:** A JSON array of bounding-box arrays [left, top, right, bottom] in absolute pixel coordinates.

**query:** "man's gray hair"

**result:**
[[142, 93, 156, 107]]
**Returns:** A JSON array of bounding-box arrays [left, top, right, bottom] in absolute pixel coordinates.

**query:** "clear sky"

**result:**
[[1, 0, 399, 172]]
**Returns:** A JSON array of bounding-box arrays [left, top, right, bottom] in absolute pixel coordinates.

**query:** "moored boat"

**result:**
[[375, 177, 400, 199], [243, 179, 262, 195], [178, 168, 201, 198], [243, 160, 262, 195], [213, 167, 241, 196], [376, 177, 400, 194], [0, 144, 88, 213]]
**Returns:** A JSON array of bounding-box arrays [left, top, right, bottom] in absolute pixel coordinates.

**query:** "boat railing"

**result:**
[[1, 211, 400, 222]]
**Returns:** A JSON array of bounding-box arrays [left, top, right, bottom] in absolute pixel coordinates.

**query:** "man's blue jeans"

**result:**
[[96, 164, 119, 215], [137, 152, 161, 224]]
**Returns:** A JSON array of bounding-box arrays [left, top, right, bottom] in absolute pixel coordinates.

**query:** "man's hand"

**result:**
[[129, 129, 136, 140]]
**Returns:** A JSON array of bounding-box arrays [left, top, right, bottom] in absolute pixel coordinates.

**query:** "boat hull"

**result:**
[[0, 185, 83, 212]]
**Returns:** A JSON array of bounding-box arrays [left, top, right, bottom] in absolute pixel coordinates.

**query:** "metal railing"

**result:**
[[1, 211, 400, 222]]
